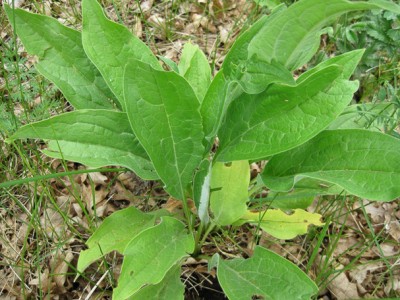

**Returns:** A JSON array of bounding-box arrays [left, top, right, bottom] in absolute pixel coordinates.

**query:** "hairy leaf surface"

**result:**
[[77, 207, 156, 272], [217, 246, 318, 300], [4, 5, 115, 109], [114, 217, 194, 299], [124, 60, 204, 199], [81, 0, 161, 109], [262, 129, 400, 201], [7, 110, 158, 179], [210, 161, 250, 226]]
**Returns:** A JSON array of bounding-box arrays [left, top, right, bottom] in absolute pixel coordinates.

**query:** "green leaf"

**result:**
[[123, 60, 204, 199], [262, 129, 400, 201], [127, 264, 184, 300], [210, 161, 250, 226], [235, 58, 295, 94], [4, 5, 115, 110], [222, 7, 285, 78], [217, 65, 358, 161], [77, 207, 156, 273], [6, 110, 158, 180], [178, 42, 212, 102], [297, 49, 365, 83], [200, 70, 231, 147], [240, 209, 324, 239], [113, 216, 194, 299], [81, 0, 161, 110], [217, 246, 318, 300], [193, 159, 211, 224], [247, 0, 395, 71]]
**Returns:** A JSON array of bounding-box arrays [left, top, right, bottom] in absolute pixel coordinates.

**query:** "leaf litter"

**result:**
[[1, 0, 399, 299]]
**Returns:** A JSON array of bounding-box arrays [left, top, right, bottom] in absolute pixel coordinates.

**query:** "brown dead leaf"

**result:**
[[328, 269, 360, 300], [50, 250, 74, 291], [87, 172, 108, 185]]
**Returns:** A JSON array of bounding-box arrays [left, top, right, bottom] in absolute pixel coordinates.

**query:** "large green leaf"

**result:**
[[128, 264, 184, 300], [217, 246, 318, 300], [178, 42, 211, 102], [247, 0, 398, 71], [217, 65, 358, 161], [262, 129, 400, 201], [210, 161, 250, 226], [239, 209, 324, 239], [81, 0, 161, 110], [4, 5, 115, 110], [124, 60, 204, 199], [6, 110, 158, 179], [77, 207, 156, 273], [113, 216, 194, 299]]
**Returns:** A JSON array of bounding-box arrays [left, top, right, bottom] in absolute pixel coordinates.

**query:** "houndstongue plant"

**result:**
[[5, 0, 400, 299]]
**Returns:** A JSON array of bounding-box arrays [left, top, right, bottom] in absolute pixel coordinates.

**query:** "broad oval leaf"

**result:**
[[113, 216, 194, 299], [77, 207, 156, 273], [178, 42, 212, 102], [240, 209, 324, 239], [4, 5, 115, 109], [217, 246, 318, 300], [216, 65, 358, 161], [81, 0, 161, 110], [210, 161, 250, 226], [262, 129, 400, 201], [6, 110, 158, 180], [124, 60, 204, 199]]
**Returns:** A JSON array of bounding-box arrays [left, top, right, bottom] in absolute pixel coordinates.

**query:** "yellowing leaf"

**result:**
[[242, 209, 324, 239]]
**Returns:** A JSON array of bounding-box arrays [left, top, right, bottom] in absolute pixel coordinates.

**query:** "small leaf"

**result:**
[[77, 207, 156, 272], [4, 5, 115, 109], [217, 246, 318, 300], [113, 216, 194, 299], [178, 42, 212, 102], [262, 129, 400, 201], [81, 0, 161, 110], [6, 110, 158, 179], [210, 161, 250, 226], [127, 264, 184, 300], [241, 209, 324, 239], [217, 65, 357, 161], [124, 60, 204, 199]]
